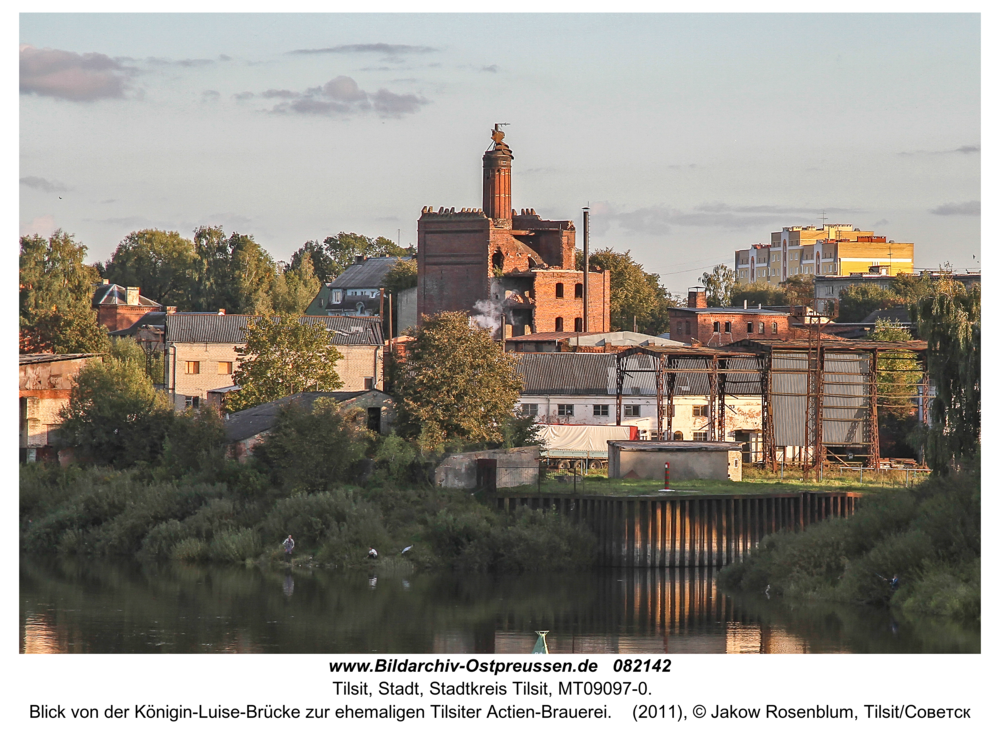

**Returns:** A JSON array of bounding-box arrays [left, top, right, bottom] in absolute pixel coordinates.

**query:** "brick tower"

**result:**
[[483, 124, 513, 227]]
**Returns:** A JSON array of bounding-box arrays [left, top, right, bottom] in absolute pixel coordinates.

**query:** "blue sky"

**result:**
[[19, 13, 981, 294]]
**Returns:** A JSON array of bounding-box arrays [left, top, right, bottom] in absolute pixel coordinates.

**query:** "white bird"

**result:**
[[401, 545, 413, 555]]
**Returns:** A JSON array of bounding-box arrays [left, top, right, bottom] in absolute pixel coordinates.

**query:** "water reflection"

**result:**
[[20, 557, 978, 654]]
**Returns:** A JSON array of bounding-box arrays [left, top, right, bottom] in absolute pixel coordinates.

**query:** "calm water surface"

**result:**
[[20, 557, 979, 654]]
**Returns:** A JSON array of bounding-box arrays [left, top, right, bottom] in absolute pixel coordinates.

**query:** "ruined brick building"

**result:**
[[416, 126, 610, 337]]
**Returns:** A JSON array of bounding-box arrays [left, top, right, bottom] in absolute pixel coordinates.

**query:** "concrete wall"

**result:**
[[435, 446, 540, 489], [396, 287, 418, 334], [609, 445, 742, 482], [19, 356, 102, 450]]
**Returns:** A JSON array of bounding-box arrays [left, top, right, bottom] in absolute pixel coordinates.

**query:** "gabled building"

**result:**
[[305, 256, 407, 317], [92, 281, 162, 331], [19, 353, 103, 462], [164, 313, 384, 410], [417, 125, 611, 337]]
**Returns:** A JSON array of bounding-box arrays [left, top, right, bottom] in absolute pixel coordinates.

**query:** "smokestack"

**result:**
[[583, 207, 590, 333], [688, 287, 707, 309]]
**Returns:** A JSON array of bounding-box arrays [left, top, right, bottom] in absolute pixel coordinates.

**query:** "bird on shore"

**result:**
[[401, 545, 413, 555]]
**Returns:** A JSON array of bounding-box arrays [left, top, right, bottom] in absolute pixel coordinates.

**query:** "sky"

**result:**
[[19, 13, 981, 295]]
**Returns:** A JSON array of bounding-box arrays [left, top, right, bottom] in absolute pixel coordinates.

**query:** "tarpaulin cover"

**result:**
[[537, 424, 638, 452]]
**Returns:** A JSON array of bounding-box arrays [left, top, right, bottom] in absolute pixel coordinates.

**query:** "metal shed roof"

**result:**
[[165, 314, 383, 345], [329, 257, 408, 289]]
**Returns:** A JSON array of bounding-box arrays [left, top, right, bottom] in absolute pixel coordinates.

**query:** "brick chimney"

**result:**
[[483, 124, 513, 226], [126, 286, 140, 305], [688, 287, 707, 309]]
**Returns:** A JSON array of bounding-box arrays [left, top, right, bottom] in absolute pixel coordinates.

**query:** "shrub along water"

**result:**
[[20, 402, 597, 573], [717, 471, 980, 622]]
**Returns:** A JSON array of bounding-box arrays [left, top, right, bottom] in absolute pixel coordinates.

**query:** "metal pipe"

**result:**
[[583, 207, 590, 333]]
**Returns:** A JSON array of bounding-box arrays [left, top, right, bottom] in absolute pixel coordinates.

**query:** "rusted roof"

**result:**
[[19, 353, 102, 365], [165, 314, 383, 345]]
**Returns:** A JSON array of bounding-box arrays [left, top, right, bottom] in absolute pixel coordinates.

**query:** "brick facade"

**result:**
[[669, 309, 803, 346]]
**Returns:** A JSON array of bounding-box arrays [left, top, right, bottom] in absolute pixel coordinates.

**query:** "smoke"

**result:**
[[471, 299, 503, 336]]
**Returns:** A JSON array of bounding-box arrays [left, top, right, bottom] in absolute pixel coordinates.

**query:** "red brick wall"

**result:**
[[531, 270, 610, 333], [96, 304, 159, 331], [668, 310, 798, 345], [417, 213, 491, 322]]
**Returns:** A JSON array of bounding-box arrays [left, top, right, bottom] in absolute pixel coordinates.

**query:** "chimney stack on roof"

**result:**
[[688, 287, 708, 309]]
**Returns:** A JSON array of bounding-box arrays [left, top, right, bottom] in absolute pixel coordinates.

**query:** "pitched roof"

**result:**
[[92, 283, 162, 308], [165, 314, 383, 345], [109, 310, 166, 337], [19, 353, 102, 366], [329, 257, 408, 289], [223, 390, 389, 443]]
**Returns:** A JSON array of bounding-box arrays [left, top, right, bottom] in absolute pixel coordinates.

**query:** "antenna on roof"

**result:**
[[820, 210, 828, 228]]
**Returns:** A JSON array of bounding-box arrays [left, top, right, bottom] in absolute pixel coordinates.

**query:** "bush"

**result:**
[[171, 538, 209, 562], [209, 528, 262, 563]]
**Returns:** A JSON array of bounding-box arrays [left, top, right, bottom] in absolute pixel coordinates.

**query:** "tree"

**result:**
[[227, 314, 344, 412], [390, 312, 523, 448], [20, 231, 110, 354], [731, 281, 786, 308], [322, 232, 412, 279], [189, 227, 277, 314], [580, 248, 680, 334], [781, 274, 815, 306], [59, 338, 175, 467], [271, 255, 321, 314], [290, 240, 337, 284], [103, 229, 197, 307], [836, 282, 901, 322], [699, 264, 735, 307], [869, 319, 920, 460], [911, 281, 980, 474], [382, 258, 418, 295]]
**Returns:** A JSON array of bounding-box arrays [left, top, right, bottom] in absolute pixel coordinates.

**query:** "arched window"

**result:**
[[555, 317, 564, 331], [713, 321, 720, 333], [555, 283, 564, 298], [492, 250, 504, 272], [771, 322, 778, 334], [724, 321, 731, 333], [574, 283, 583, 298], [673, 431, 684, 441], [574, 317, 583, 332]]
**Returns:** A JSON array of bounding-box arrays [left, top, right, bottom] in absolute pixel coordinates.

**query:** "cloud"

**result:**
[[590, 201, 864, 235], [288, 43, 437, 58], [20, 45, 134, 101], [202, 89, 220, 100], [219, 54, 232, 62], [899, 144, 980, 156], [481, 65, 499, 73], [930, 201, 980, 216], [267, 75, 429, 118], [233, 91, 255, 100], [873, 219, 890, 228], [20, 214, 56, 237], [261, 88, 300, 99], [20, 176, 68, 193]]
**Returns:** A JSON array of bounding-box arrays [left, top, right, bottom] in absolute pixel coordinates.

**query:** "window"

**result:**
[[747, 322, 754, 334], [771, 322, 778, 334], [593, 404, 609, 416], [574, 283, 583, 298], [364, 377, 375, 390], [184, 396, 200, 409], [692, 405, 709, 417], [557, 404, 574, 416], [555, 283, 564, 298], [713, 321, 720, 333], [693, 431, 708, 441], [218, 361, 233, 375], [521, 403, 539, 416], [624, 405, 641, 417], [184, 361, 200, 375], [555, 317, 564, 332], [574, 317, 583, 332], [330, 289, 343, 304], [673, 431, 684, 441], [724, 321, 731, 333], [759, 321, 764, 333]]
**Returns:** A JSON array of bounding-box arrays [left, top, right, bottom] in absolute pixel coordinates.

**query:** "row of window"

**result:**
[[553, 317, 584, 332], [184, 361, 233, 375], [521, 404, 711, 418], [554, 283, 584, 299], [712, 321, 779, 335]]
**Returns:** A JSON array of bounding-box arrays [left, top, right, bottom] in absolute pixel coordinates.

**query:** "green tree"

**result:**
[[870, 318, 919, 420], [290, 240, 337, 283], [103, 229, 197, 307], [58, 338, 175, 467], [189, 227, 277, 314], [836, 282, 901, 322], [781, 274, 816, 306], [390, 312, 523, 449], [271, 255, 321, 314], [911, 281, 980, 474], [227, 315, 344, 412], [382, 258, 418, 295], [252, 399, 372, 494], [699, 264, 735, 307], [322, 232, 411, 278], [580, 248, 679, 334], [730, 281, 786, 308], [20, 231, 110, 354]]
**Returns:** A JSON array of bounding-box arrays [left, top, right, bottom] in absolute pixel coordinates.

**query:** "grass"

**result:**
[[506, 466, 928, 497]]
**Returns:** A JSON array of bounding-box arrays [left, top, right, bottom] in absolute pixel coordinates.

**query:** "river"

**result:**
[[19, 556, 979, 654]]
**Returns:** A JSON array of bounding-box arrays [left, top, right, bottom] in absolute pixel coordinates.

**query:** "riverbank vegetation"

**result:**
[[718, 470, 980, 622], [20, 400, 596, 574]]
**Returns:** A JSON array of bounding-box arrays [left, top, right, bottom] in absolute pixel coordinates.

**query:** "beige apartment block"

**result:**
[[735, 224, 914, 288], [165, 313, 384, 411]]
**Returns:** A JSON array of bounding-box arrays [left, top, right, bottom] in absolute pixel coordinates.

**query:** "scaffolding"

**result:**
[[614, 339, 928, 471]]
